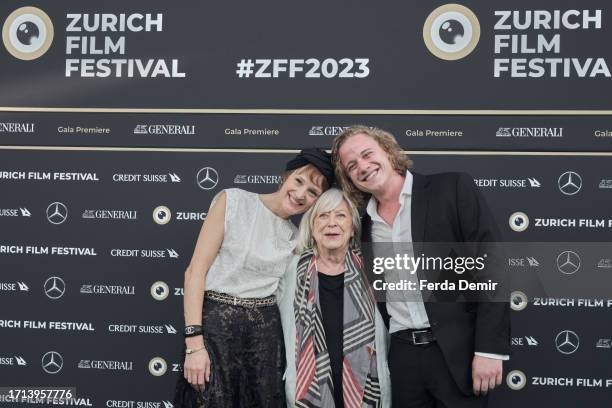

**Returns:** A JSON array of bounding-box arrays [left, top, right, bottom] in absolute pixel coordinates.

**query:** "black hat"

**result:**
[[285, 148, 334, 188]]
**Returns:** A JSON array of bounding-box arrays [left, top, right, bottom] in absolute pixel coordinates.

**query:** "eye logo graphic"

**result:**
[[150, 281, 170, 301], [508, 212, 529, 232], [3, 7, 54, 60], [506, 370, 527, 390], [510, 291, 528, 311], [423, 4, 480, 60], [148, 356, 168, 376], [153, 206, 172, 225]]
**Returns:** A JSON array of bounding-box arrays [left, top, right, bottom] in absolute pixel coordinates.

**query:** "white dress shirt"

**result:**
[[366, 171, 509, 360]]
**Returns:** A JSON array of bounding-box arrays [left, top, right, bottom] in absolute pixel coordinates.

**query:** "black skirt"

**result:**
[[174, 295, 286, 407]]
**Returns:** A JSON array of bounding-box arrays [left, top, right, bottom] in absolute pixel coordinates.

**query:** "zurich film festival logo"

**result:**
[[509, 211, 529, 232], [423, 4, 480, 60], [149, 356, 168, 376], [153, 205, 172, 225], [3, 7, 54, 60], [151, 281, 170, 301], [510, 291, 528, 311], [506, 370, 527, 390]]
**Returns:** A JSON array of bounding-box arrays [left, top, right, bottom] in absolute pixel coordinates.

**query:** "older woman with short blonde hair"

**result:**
[[279, 188, 391, 408]]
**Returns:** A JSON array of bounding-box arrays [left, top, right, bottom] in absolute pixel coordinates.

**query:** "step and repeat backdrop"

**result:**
[[1, 1, 612, 407]]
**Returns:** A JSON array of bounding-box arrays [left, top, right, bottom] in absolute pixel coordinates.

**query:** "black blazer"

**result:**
[[361, 172, 511, 396]]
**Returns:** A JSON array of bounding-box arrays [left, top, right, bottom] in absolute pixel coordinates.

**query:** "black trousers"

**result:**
[[388, 334, 488, 408], [174, 297, 286, 408]]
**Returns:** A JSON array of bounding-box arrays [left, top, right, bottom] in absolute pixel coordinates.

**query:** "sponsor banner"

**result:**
[[0, 152, 609, 407], [77, 359, 133, 371], [80, 284, 135, 295], [0, 281, 29, 292], [0, 170, 99, 182], [529, 376, 612, 389], [0, 355, 27, 366], [0, 246, 98, 256], [0, 207, 31, 217], [105, 401, 173, 408], [233, 174, 281, 185], [0, 121, 34, 133], [2, 2, 612, 109], [0, 320, 95, 331], [109, 248, 179, 259], [0, 152, 611, 242], [2, 112, 612, 150], [528, 298, 612, 308], [107, 323, 177, 335]]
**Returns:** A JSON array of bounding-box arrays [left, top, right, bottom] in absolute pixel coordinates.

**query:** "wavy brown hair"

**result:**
[[331, 125, 413, 206]]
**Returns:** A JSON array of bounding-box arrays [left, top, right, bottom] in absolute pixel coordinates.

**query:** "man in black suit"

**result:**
[[331, 125, 510, 407]]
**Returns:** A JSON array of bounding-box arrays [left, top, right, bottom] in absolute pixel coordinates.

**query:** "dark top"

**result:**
[[318, 271, 345, 408]]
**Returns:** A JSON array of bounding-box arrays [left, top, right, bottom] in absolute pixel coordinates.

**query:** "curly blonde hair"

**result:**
[[331, 125, 413, 206]]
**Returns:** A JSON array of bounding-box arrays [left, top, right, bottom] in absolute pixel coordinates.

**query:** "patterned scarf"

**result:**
[[294, 249, 381, 408]]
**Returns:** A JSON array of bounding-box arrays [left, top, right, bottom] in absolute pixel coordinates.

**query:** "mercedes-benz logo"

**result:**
[[44, 276, 66, 299], [41, 351, 63, 374], [555, 330, 579, 354], [558, 171, 582, 196], [46, 202, 68, 225], [556, 251, 581, 275], [196, 167, 219, 190]]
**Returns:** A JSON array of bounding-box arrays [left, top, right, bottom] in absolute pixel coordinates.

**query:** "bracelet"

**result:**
[[184, 325, 203, 337], [185, 346, 205, 355]]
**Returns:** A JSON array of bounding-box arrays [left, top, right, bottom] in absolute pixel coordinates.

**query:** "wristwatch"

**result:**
[[184, 325, 203, 337]]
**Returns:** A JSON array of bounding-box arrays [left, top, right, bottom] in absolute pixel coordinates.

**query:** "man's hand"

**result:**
[[472, 355, 502, 396]]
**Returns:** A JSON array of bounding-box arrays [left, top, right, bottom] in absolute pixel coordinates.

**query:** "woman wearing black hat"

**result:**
[[174, 149, 334, 407]]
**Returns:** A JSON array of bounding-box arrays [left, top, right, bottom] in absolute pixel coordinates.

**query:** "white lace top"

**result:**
[[205, 188, 298, 298]]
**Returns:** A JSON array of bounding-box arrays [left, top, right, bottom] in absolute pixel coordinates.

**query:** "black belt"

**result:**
[[393, 328, 436, 346]]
